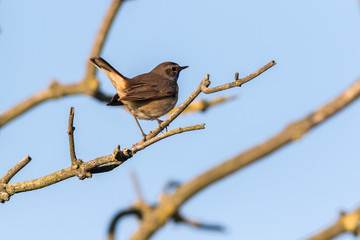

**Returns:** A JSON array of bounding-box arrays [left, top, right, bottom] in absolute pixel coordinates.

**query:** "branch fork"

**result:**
[[0, 155, 31, 203]]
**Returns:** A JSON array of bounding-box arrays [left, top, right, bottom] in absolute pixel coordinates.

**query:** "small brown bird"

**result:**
[[90, 56, 188, 138]]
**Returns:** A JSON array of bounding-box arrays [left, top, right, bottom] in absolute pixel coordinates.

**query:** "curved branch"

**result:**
[[130, 77, 360, 239], [0, 81, 88, 127], [108, 208, 142, 240], [132, 124, 205, 154], [0, 0, 124, 128]]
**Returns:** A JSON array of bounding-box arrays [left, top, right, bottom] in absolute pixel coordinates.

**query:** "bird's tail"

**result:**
[[90, 56, 118, 74], [89, 56, 128, 93]]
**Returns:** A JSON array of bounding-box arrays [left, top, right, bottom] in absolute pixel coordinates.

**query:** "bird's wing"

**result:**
[[106, 93, 124, 106], [119, 74, 178, 101]]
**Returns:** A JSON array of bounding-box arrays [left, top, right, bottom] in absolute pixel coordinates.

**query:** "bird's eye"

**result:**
[[171, 67, 177, 71]]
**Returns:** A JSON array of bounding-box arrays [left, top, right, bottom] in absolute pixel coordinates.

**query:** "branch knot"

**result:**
[[113, 146, 133, 162], [72, 159, 92, 180], [341, 210, 360, 234], [0, 184, 10, 203]]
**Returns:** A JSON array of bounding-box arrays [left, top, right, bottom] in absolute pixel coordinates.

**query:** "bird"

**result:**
[[89, 56, 188, 139]]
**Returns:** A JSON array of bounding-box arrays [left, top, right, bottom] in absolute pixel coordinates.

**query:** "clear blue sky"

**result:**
[[1, 1, 360, 239]]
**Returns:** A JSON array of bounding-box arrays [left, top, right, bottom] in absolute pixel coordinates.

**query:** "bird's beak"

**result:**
[[179, 66, 189, 71]]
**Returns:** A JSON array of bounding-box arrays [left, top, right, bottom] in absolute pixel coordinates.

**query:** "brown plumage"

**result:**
[[90, 56, 188, 139]]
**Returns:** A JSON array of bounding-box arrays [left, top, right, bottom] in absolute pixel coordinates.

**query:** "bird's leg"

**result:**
[[140, 111, 168, 132], [155, 118, 163, 124], [155, 118, 168, 132], [131, 111, 147, 140]]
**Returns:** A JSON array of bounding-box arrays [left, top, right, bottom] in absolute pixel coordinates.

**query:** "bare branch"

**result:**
[[3, 154, 118, 200], [85, 0, 125, 79], [0, 81, 88, 127], [131, 171, 144, 202], [132, 124, 205, 154], [89, 123, 205, 175], [130, 77, 360, 239]]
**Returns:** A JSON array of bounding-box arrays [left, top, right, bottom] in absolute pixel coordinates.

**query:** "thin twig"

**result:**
[[66, 107, 91, 180], [67, 107, 77, 165], [201, 60, 276, 94], [130, 77, 360, 240], [131, 171, 144, 202], [0, 155, 31, 184], [132, 124, 205, 153], [172, 212, 224, 232]]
